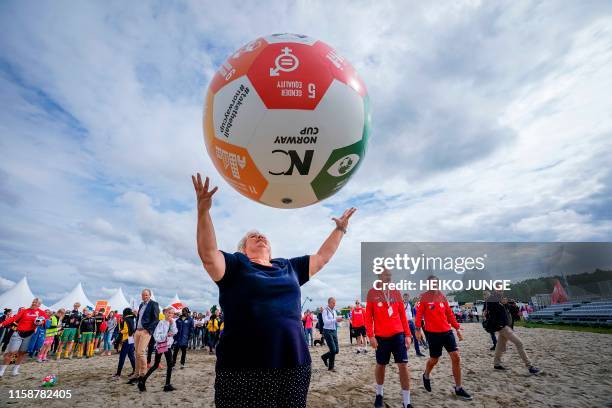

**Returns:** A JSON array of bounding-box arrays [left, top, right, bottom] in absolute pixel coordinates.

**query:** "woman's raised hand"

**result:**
[[332, 207, 357, 232], [192, 173, 218, 214]]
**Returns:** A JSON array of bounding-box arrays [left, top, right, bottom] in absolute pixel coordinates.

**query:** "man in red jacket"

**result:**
[[0, 298, 45, 377], [350, 300, 367, 353], [415, 275, 472, 400], [366, 269, 413, 408]]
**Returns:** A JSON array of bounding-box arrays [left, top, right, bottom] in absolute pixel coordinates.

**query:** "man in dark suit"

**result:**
[[128, 289, 159, 384]]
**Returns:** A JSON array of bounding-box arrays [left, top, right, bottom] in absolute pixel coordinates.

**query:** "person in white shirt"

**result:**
[[192, 314, 205, 350], [138, 307, 178, 392], [321, 297, 343, 371]]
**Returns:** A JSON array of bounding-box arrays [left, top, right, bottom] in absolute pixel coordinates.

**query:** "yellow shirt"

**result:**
[[207, 318, 219, 332], [121, 321, 129, 342]]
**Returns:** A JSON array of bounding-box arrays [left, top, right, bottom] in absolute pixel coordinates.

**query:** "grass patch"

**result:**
[[515, 320, 612, 334]]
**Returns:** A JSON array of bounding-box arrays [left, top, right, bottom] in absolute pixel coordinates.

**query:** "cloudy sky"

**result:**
[[1, 1, 611, 310]]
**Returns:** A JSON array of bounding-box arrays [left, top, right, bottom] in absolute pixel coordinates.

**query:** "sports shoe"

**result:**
[[454, 387, 473, 400], [422, 373, 431, 392], [490, 345, 496, 351], [137, 381, 146, 392], [374, 394, 384, 408], [12, 366, 20, 376], [127, 377, 139, 385], [180, 365, 184, 370], [163, 384, 176, 392], [321, 355, 328, 368], [494, 365, 507, 370], [416, 352, 426, 357], [528, 366, 540, 375]]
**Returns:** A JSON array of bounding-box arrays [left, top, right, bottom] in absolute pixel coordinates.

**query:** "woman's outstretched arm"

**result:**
[[192, 173, 225, 281]]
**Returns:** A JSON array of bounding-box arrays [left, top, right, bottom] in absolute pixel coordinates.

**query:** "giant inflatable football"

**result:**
[[203, 33, 370, 208]]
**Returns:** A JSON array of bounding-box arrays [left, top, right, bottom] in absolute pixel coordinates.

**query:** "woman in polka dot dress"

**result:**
[[192, 174, 356, 407]]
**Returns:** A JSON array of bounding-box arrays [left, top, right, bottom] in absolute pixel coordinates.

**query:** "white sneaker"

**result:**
[[12, 366, 20, 376]]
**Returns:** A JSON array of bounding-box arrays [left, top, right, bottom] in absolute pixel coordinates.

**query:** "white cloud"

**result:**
[[0, 1, 611, 309]]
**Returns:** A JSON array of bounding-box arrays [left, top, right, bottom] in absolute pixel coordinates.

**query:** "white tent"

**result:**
[[107, 288, 130, 312], [50, 282, 94, 311], [0, 277, 47, 310]]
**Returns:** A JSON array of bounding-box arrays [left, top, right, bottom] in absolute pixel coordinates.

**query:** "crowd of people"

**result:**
[[0, 175, 542, 407], [0, 282, 542, 407], [0, 292, 225, 390]]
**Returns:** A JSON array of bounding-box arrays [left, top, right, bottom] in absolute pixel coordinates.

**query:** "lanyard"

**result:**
[[382, 289, 392, 305]]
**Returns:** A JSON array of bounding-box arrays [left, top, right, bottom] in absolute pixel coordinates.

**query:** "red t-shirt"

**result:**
[[1, 307, 45, 332], [365, 288, 410, 338], [351, 306, 366, 328], [303, 314, 313, 329], [414, 291, 460, 333]]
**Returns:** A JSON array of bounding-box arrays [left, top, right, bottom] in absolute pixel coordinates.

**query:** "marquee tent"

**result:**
[[49, 282, 94, 311], [106, 288, 130, 312]]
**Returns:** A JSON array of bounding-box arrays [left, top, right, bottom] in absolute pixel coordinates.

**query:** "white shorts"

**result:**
[[7, 332, 33, 353]]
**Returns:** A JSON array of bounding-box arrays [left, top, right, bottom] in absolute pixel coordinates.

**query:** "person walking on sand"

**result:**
[[303, 310, 314, 347], [0, 298, 45, 377], [138, 307, 178, 392], [485, 291, 540, 375], [415, 275, 472, 401], [172, 307, 194, 369], [192, 173, 355, 407], [321, 297, 343, 371], [128, 289, 160, 385], [113, 308, 136, 379], [482, 291, 497, 351], [351, 300, 368, 354], [206, 309, 220, 354], [366, 269, 413, 408]]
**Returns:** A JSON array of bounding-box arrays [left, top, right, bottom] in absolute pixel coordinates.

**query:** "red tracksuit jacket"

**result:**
[[415, 290, 460, 333], [0, 307, 45, 332], [365, 288, 410, 338]]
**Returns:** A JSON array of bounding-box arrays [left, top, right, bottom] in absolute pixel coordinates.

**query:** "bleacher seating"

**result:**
[[529, 300, 612, 324]]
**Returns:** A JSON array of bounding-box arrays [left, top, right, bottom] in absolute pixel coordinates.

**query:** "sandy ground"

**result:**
[[0, 324, 611, 407]]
